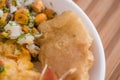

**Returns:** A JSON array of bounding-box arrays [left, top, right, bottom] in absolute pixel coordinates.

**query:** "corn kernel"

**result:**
[[0, 13, 8, 27], [12, 0, 16, 6], [22, 47, 29, 54], [18, 60, 34, 70], [1, 32, 9, 38], [22, 25, 29, 33], [18, 47, 31, 61], [32, 28, 38, 34], [26, 61, 34, 70]]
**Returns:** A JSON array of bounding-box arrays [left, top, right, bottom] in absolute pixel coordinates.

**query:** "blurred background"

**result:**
[[73, 0, 120, 80]]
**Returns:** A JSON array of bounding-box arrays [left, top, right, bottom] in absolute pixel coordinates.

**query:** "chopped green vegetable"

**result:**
[[13, 0, 16, 2], [0, 63, 4, 73], [9, 21, 17, 26], [9, 22, 14, 26], [2, 38, 8, 43], [30, 12, 34, 16], [28, 16, 34, 28], [0, 66, 4, 73], [3, 7, 9, 12], [18, 34, 25, 40]]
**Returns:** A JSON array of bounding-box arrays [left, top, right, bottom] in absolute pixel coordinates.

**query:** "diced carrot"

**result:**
[[22, 47, 29, 54], [22, 25, 29, 33], [32, 28, 38, 34], [35, 13, 47, 25], [15, 8, 29, 24]]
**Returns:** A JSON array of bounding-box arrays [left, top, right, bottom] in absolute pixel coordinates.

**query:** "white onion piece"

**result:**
[[16, 0, 24, 7], [17, 33, 34, 45], [4, 21, 23, 39], [26, 44, 40, 54], [0, 9, 3, 17], [34, 32, 42, 38], [16, 0, 34, 7], [10, 6, 17, 13], [24, 0, 34, 6]]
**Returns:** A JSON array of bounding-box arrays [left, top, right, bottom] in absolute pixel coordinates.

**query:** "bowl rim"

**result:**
[[68, 0, 106, 79]]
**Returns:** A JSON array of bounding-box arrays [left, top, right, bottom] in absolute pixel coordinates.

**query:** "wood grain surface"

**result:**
[[73, 0, 120, 80]]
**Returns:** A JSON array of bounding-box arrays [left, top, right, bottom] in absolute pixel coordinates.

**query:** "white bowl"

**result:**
[[42, 0, 106, 80]]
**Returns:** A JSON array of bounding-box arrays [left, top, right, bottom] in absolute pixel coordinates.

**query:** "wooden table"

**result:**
[[73, 0, 120, 80]]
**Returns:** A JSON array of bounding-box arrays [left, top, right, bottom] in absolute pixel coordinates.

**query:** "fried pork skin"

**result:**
[[37, 11, 94, 80]]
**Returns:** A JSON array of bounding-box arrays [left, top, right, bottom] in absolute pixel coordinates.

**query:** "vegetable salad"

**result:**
[[0, 0, 56, 56]]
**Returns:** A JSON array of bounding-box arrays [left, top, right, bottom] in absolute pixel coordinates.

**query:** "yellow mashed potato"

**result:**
[[0, 40, 40, 80]]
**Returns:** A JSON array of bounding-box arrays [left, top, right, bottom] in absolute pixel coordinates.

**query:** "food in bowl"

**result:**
[[0, 0, 94, 80]]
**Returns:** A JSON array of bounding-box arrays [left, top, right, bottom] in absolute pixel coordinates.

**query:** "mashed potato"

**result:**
[[0, 40, 40, 80]]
